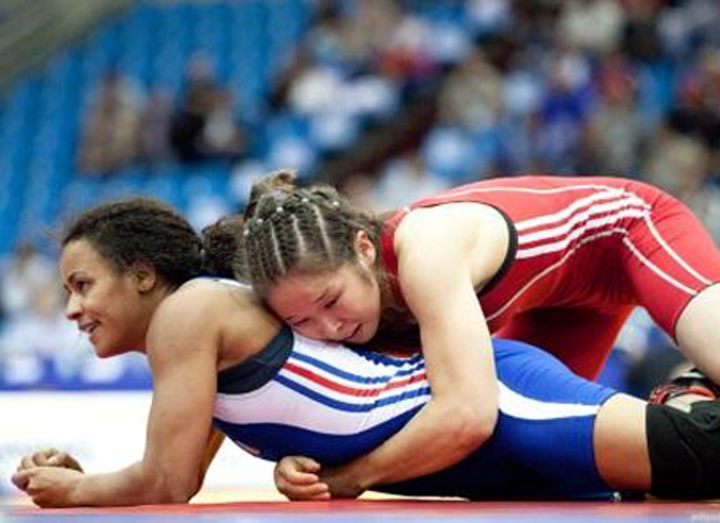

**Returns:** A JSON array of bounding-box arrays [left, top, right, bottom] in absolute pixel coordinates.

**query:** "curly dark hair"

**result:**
[[62, 197, 243, 288]]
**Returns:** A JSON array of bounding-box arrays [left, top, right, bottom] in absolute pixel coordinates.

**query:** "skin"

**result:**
[[265, 202, 509, 492], [268, 262, 382, 345], [13, 239, 292, 507], [264, 198, 720, 497], [274, 393, 656, 500], [12, 237, 703, 506], [675, 283, 720, 384]]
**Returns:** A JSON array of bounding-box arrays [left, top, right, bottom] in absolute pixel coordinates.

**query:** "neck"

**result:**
[[135, 285, 175, 352], [377, 266, 401, 311]]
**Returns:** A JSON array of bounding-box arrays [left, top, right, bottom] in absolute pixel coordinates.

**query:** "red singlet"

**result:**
[[380, 176, 720, 379]]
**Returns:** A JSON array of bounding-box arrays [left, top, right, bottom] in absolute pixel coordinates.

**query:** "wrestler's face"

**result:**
[[265, 234, 382, 344], [60, 239, 152, 358]]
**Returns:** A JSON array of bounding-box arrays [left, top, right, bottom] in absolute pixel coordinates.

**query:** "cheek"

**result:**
[[349, 288, 376, 318]]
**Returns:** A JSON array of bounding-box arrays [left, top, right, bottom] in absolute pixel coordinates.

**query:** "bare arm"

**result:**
[[15, 426, 225, 502], [14, 289, 220, 507], [324, 205, 505, 494]]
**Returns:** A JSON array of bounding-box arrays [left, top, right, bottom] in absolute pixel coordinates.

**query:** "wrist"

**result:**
[[65, 471, 87, 506], [340, 459, 380, 491]]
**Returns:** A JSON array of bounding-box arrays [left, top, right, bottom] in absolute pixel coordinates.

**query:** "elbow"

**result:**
[[165, 479, 201, 504], [147, 476, 200, 504], [164, 485, 199, 505], [444, 402, 498, 451]]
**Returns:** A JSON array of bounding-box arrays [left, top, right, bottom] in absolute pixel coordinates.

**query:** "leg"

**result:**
[[593, 394, 650, 491], [675, 283, 720, 383], [383, 338, 622, 500], [493, 338, 720, 500], [622, 193, 720, 382], [645, 397, 720, 499], [594, 390, 720, 499]]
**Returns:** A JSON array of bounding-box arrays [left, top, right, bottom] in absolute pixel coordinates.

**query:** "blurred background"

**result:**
[[1, 0, 719, 496]]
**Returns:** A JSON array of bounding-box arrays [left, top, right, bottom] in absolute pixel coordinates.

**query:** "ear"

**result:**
[[131, 262, 158, 294], [354, 230, 376, 267]]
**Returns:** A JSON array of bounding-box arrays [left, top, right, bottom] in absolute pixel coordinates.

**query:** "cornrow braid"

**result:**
[[238, 172, 383, 296]]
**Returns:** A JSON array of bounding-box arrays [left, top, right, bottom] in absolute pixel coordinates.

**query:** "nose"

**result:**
[[319, 315, 345, 340], [65, 293, 82, 321]]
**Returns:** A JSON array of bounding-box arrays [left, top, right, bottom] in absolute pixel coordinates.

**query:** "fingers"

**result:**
[[19, 455, 35, 472], [274, 456, 330, 501], [33, 449, 60, 467], [11, 469, 31, 491], [294, 456, 321, 473], [276, 456, 321, 479], [277, 480, 330, 501], [280, 483, 331, 501], [17, 449, 83, 474], [47, 451, 83, 472], [18, 448, 55, 471]]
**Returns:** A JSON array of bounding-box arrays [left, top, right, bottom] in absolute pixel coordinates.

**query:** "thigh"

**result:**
[[382, 340, 620, 500], [495, 307, 633, 380], [491, 338, 618, 498], [624, 194, 720, 338]]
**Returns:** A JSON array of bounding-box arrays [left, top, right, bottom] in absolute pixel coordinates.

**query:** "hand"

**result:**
[[11, 466, 84, 508], [319, 465, 365, 499], [274, 456, 330, 501], [17, 448, 83, 473]]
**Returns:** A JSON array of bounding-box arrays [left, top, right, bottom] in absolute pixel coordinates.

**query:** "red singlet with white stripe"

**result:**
[[380, 175, 720, 379]]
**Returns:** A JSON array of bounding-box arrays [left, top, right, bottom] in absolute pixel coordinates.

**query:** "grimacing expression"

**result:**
[[265, 261, 382, 344], [60, 239, 151, 357]]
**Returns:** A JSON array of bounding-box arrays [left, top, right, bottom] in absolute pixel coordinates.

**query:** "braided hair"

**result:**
[[239, 169, 384, 296]]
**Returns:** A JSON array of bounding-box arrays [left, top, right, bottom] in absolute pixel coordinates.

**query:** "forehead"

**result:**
[[59, 239, 115, 278], [267, 266, 351, 303], [279, 269, 339, 294]]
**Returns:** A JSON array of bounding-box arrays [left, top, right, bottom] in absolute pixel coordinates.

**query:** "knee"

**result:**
[[646, 400, 720, 499]]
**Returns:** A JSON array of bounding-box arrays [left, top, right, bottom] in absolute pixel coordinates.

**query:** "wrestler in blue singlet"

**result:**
[[212, 308, 618, 500]]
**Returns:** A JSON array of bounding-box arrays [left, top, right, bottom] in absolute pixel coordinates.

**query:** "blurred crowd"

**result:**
[[77, 54, 249, 173], [3, 0, 720, 392]]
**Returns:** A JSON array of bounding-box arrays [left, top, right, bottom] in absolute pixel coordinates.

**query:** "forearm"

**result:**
[[73, 462, 194, 506], [333, 399, 494, 490]]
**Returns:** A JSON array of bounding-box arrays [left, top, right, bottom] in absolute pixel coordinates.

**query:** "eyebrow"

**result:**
[[285, 288, 331, 323], [66, 272, 84, 288]]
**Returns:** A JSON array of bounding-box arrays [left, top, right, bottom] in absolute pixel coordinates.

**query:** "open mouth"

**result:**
[[79, 322, 100, 342], [80, 322, 100, 338]]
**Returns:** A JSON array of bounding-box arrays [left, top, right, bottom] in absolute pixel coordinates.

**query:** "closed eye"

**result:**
[[324, 295, 340, 308]]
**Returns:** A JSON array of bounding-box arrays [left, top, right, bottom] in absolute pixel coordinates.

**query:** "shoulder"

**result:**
[[146, 279, 256, 357], [395, 202, 507, 252], [393, 203, 509, 290], [160, 279, 253, 319]]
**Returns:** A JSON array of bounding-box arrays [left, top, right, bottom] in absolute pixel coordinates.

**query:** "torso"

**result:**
[[380, 175, 664, 334], [212, 331, 617, 499]]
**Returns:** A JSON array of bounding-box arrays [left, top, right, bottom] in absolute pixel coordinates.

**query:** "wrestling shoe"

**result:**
[[649, 368, 720, 405]]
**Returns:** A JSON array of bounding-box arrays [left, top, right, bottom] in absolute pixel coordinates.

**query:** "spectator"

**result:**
[[438, 47, 502, 132], [0, 242, 55, 321], [138, 86, 174, 164], [374, 151, 450, 210], [77, 71, 145, 174], [170, 54, 246, 163]]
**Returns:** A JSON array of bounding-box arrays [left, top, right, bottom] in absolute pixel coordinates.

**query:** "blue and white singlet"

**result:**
[[212, 324, 618, 499]]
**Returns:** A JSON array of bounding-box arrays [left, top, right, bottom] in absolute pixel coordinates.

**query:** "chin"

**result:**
[[355, 326, 375, 344], [93, 342, 120, 359]]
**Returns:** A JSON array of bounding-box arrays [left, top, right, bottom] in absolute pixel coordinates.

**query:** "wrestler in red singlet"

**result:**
[[380, 176, 720, 379]]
